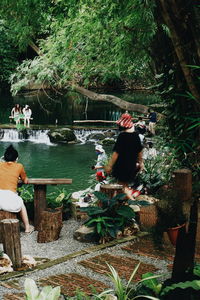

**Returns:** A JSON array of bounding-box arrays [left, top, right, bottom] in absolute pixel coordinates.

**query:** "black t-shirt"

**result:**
[[112, 131, 143, 183]]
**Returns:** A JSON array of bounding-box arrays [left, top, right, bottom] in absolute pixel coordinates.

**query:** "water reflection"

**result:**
[[0, 90, 158, 125]]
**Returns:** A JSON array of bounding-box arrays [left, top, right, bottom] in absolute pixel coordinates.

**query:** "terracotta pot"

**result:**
[[167, 223, 186, 246]]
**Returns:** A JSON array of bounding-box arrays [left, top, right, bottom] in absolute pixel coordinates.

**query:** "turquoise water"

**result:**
[[0, 141, 111, 193]]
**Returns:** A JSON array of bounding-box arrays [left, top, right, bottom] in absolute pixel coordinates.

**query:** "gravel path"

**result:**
[[0, 219, 170, 299]]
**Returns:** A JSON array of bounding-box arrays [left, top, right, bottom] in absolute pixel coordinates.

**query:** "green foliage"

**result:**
[[0, 21, 19, 85], [24, 278, 61, 300], [160, 280, 200, 296], [106, 263, 160, 300], [139, 138, 181, 193], [140, 272, 162, 296], [7, 0, 156, 94], [47, 187, 71, 209], [18, 185, 34, 203], [81, 192, 135, 240], [193, 264, 200, 278]]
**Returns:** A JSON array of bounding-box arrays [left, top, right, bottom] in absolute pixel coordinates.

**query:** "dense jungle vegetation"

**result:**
[[0, 0, 199, 176]]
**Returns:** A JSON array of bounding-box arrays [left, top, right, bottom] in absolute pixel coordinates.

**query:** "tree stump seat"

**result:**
[[1, 218, 22, 269], [100, 184, 124, 199], [0, 211, 17, 243], [37, 207, 63, 243]]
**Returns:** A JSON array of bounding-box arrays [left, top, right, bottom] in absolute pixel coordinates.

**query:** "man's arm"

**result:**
[[137, 151, 144, 171]]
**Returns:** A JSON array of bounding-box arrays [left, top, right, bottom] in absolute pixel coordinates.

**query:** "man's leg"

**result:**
[[19, 204, 32, 232]]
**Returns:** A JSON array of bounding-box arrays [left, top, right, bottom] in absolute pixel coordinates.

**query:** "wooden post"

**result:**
[[34, 184, 47, 230], [1, 219, 22, 269], [173, 169, 192, 202], [0, 211, 17, 243]]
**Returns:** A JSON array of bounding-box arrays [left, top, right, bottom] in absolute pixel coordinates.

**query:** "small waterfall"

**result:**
[[0, 129, 51, 144], [0, 128, 116, 145], [74, 128, 116, 144]]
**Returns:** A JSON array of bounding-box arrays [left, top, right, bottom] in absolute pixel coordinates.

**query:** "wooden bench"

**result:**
[[9, 116, 33, 121]]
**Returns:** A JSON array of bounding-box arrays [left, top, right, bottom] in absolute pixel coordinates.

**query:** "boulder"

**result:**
[[73, 225, 98, 242], [48, 128, 76, 143], [0, 253, 13, 274], [102, 138, 115, 145], [86, 133, 105, 141]]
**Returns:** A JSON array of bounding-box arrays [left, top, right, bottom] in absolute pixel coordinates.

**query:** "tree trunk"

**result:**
[[158, 0, 200, 105], [72, 85, 149, 113]]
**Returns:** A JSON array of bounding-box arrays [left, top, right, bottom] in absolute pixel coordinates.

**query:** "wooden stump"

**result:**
[[173, 169, 192, 202], [37, 207, 63, 243], [100, 184, 123, 199], [1, 219, 22, 269], [0, 211, 17, 243], [139, 204, 158, 228], [71, 203, 88, 221]]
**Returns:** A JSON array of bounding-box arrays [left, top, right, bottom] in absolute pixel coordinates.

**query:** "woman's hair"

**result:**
[[4, 145, 18, 162]]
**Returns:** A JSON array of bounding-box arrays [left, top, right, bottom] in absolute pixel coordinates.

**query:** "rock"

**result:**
[[86, 133, 105, 140], [74, 225, 98, 242], [21, 255, 37, 269], [105, 295, 117, 300], [48, 128, 76, 143], [0, 253, 13, 274], [103, 130, 116, 138], [102, 138, 115, 145]]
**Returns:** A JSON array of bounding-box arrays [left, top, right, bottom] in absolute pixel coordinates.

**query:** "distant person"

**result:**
[[92, 145, 108, 178], [11, 104, 21, 126], [22, 105, 32, 128], [135, 117, 146, 135], [105, 112, 144, 200], [148, 109, 157, 135], [0, 145, 34, 234], [94, 171, 108, 192]]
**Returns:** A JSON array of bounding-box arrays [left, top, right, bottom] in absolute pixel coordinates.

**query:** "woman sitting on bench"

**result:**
[[11, 104, 22, 126], [22, 105, 32, 128], [0, 145, 34, 234]]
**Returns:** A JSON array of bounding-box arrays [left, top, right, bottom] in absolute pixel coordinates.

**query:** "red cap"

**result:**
[[116, 113, 134, 128]]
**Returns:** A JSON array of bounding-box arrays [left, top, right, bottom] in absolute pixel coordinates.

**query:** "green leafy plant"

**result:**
[[81, 192, 135, 242], [18, 185, 34, 203], [47, 187, 71, 210], [160, 280, 200, 297], [105, 263, 160, 300], [139, 139, 181, 194], [138, 272, 162, 297], [24, 278, 61, 300]]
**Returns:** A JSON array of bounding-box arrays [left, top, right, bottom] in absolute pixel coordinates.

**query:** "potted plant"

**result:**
[[155, 188, 187, 246]]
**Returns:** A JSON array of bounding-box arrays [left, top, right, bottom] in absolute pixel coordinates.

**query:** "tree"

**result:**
[[0, 21, 19, 87], [152, 1, 200, 149]]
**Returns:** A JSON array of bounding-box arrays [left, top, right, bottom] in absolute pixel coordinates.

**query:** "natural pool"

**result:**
[[0, 141, 111, 193]]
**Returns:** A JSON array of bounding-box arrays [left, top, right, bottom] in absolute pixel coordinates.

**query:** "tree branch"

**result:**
[[72, 85, 149, 113]]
